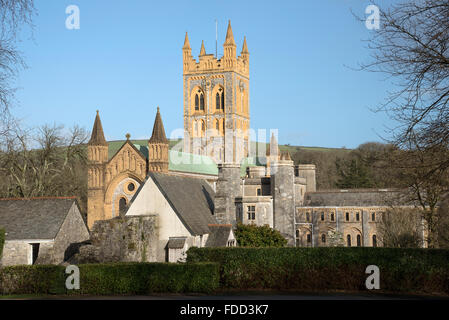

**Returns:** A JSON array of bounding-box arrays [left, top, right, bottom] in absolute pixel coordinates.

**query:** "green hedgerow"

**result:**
[[0, 262, 219, 295], [186, 246, 449, 295]]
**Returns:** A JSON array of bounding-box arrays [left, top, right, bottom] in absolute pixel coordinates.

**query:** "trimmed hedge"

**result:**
[[186, 247, 449, 295], [0, 228, 4, 258], [0, 262, 219, 295]]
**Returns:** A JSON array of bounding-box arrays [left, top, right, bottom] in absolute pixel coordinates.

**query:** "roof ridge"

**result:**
[[0, 196, 77, 201]]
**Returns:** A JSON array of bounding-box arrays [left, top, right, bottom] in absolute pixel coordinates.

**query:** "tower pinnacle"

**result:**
[[200, 40, 206, 56], [241, 36, 249, 54], [224, 20, 235, 45], [183, 32, 191, 49]]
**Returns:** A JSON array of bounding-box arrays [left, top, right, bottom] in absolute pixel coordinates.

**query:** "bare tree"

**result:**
[[0, 0, 35, 135], [378, 207, 423, 248], [0, 123, 88, 213], [359, 0, 449, 247], [361, 0, 448, 153]]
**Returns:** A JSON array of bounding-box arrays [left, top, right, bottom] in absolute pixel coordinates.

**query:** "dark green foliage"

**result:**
[[0, 262, 219, 295], [0, 265, 66, 295], [335, 158, 373, 189], [234, 223, 287, 247], [187, 247, 449, 295], [0, 228, 5, 259]]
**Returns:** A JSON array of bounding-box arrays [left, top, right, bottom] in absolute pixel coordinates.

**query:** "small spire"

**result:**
[[183, 32, 191, 49], [126, 133, 131, 140], [224, 20, 235, 45], [88, 110, 108, 146], [199, 40, 206, 56], [149, 107, 168, 144], [241, 36, 249, 54]]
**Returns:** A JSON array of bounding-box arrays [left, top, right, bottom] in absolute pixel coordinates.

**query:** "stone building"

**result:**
[[85, 22, 422, 253], [0, 197, 90, 266]]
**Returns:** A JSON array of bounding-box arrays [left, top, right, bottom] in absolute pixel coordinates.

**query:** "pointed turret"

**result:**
[[199, 40, 206, 56], [149, 107, 168, 144], [241, 36, 249, 54], [224, 20, 236, 45], [148, 107, 169, 172], [88, 110, 108, 146], [267, 132, 279, 158], [183, 32, 193, 73], [183, 32, 191, 50], [223, 20, 237, 67]]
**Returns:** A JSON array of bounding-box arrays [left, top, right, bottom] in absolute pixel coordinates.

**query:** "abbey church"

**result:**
[[85, 21, 427, 262]]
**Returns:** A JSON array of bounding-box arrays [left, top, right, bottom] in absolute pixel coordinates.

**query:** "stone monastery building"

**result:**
[[85, 21, 424, 262]]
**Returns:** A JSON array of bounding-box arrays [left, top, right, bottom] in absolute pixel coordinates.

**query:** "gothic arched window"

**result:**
[[372, 235, 377, 247], [221, 91, 225, 110], [357, 234, 361, 247], [216, 93, 220, 110], [195, 94, 199, 111], [347, 234, 351, 247], [200, 93, 205, 111]]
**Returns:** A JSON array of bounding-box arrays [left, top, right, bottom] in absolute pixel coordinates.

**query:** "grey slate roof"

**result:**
[[205, 225, 232, 247], [167, 237, 187, 249], [304, 189, 410, 207], [0, 198, 77, 240], [149, 172, 217, 235]]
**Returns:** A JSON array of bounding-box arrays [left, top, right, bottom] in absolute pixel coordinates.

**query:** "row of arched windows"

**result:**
[[295, 229, 378, 247], [192, 86, 225, 113]]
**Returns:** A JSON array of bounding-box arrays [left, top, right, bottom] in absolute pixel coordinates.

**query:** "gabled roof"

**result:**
[[0, 197, 78, 240], [88, 111, 108, 146], [149, 172, 217, 235], [149, 107, 168, 144], [108, 139, 147, 165], [205, 224, 233, 247], [167, 237, 187, 249]]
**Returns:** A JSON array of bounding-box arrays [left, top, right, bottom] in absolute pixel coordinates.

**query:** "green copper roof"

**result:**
[[107, 139, 271, 177], [169, 151, 218, 175]]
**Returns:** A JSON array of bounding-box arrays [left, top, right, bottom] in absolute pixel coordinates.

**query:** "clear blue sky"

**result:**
[[13, 0, 397, 149]]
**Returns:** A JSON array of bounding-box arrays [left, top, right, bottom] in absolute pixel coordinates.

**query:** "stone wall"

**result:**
[[70, 215, 158, 264], [0, 241, 31, 266], [214, 163, 242, 226]]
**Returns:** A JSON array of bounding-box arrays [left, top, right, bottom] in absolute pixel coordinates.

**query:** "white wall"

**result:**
[[126, 177, 196, 261]]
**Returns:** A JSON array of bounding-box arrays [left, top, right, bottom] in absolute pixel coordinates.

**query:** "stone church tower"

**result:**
[[182, 21, 250, 164], [87, 108, 168, 229]]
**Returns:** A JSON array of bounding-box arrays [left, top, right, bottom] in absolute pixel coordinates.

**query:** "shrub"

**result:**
[[186, 247, 449, 295], [0, 262, 219, 295], [234, 223, 287, 247]]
